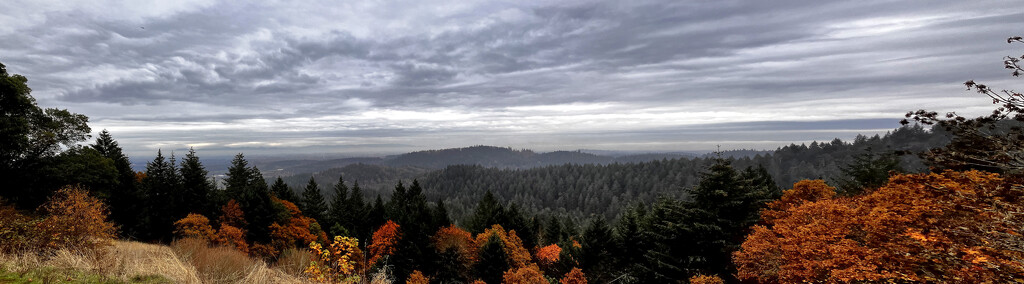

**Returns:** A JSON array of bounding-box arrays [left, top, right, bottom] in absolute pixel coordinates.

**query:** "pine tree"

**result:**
[[180, 147, 214, 216], [476, 234, 509, 284], [347, 181, 368, 239], [141, 149, 183, 241], [328, 175, 350, 236], [90, 130, 144, 239], [581, 217, 615, 282], [224, 153, 252, 200], [270, 177, 296, 203], [468, 191, 505, 234], [301, 176, 327, 224]]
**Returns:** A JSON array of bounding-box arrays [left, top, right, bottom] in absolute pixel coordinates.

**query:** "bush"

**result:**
[[35, 185, 116, 253], [0, 200, 36, 253]]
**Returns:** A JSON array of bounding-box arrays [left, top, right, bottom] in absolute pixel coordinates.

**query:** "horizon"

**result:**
[[2, 1, 1017, 158]]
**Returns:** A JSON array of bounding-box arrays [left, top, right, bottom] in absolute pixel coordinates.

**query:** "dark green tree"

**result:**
[[300, 176, 327, 224], [475, 234, 509, 284], [327, 175, 350, 236], [581, 217, 616, 283], [180, 147, 214, 216], [467, 191, 505, 234], [1, 61, 91, 208], [90, 130, 144, 239], [141, 150, 183, 241], [270, 177, 296, 203], [834, 149, 903, 195]]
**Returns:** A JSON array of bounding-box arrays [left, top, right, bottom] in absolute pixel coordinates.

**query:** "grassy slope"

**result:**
[[0, 240, 307, 284]]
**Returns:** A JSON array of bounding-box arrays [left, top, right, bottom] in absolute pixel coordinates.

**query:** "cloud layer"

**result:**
[[1, 0, 1019, 158]]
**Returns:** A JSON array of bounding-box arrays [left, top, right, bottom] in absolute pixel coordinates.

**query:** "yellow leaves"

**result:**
[[406, 270, 429, 284], [35, 185, 116, 252], [306, 235, 362, 283], [688, 274, 723, 284], [174, 213, 216, 241], [501, 265, 546, 284]]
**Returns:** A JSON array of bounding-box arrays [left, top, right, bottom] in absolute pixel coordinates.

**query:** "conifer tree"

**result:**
[[328, 175, 350, 236], [224, 153, 252, 200], [90, 130, 144, 239], [347, 181, 368, 239], [270, 177, 296, 203], [180, 147, 214, 216], [141, 149, 183, 241], [476, 234, 509, 284], [301, 176, 327, 224], [581, 217, 615, 282], [468, 191, 505, 234]]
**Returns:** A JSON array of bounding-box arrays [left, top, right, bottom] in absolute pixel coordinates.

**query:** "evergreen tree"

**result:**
[[475, 234, 509, 284], [834, 149, 903, 195], [179, 147, 214, 216], [270, 177, 296, 203], [467, 191, 505, 234], [90, 130, 144, 239], [224, 153, 252, 200], [239, 167, 275, 243], [141, 149, 183, 241], [368, 195, 387, 235], [300, 176, 327, 224], [327, 175, 350, 236], [348, 181, 368, 239], [432, 200, 452, 229], [543, 215, 565, 245], [581, 217, 616, 283]]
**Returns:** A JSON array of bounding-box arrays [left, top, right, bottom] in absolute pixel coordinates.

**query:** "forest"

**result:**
[[2, 37, 1024, 283]]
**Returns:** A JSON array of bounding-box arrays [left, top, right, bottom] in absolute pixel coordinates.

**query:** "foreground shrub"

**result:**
[[0, 200, 36, 253], [36, 185, 116, 253], [734, 171, 1024, 283], [306, 236, 363, 283]]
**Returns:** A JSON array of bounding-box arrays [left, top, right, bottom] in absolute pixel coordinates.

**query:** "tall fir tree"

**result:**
[[327, 175, 350, 236], [467, 191, 505, 234], [90, 130, 144, 239], [179, 147, 214, 216], [141, 149, 183, 241], [300, 176, 327, 224], [270, 177, 296, 203], [224, 153, 252, 200]]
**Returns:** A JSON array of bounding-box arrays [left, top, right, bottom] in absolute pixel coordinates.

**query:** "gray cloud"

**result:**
[[0, 0, 1019, 157]]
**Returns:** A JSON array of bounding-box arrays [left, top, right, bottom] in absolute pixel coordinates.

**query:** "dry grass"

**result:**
[[274, 247, 312, 276], [0, 239, 313, 284]]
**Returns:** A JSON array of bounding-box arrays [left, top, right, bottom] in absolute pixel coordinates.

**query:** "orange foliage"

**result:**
[[476, 224, 532, 268], [559, 267, 587, 284], [368, 220, 401, 265], [688, 274, 723, 284], [535, 244, 561, 265], [174, 213, 216, 241], [433, 225, 477, 261], [215, 224, 249, 254], [502, 265, 546, 284], [219, 199, 247, 229], [470, 280, 487, 284], [269, 197, 321, 250], [134, 171, 146, 183], [36, 185, 116, 252], [406, 270, 430, 284], [734, 171, 1024, 283], [760, 179, 836, 223]]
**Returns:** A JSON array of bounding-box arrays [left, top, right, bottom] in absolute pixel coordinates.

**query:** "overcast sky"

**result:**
[[1, 0, 1020, 158]]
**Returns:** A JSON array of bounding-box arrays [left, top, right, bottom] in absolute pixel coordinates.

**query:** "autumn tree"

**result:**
[[36, 185, 117, 252], [502, 265, 546, 284], [368, 220, 402, 266], [432, 225, 477, 282], [560, 268, 587, 284], [734, 171, 1024, 283], [406, 270, 429, 284], [174, 213, 216, 241]]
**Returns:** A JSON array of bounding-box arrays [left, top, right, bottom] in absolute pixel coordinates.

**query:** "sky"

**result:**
[[1, 0, 1020, 158]]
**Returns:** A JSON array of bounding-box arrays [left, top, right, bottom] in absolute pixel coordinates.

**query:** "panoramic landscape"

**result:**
[[1, 1, 1023, 283]]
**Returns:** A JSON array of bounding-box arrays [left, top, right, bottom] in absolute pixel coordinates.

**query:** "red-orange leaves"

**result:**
[[734, 171, 1024, 283], [559, 267, 587, 284], [219, 199, 247, 229], [535, 244, 561, 266], [760, 179, 836, 224], [368, 220, 401, 265], [476, 224, 532, 268], [502, 265, 546, 284], [433, 225, 477, 267]]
